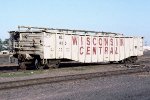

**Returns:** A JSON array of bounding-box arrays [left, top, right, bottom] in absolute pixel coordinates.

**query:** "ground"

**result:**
[[0, 72, 150, 100], [0, 51, 150, 100]]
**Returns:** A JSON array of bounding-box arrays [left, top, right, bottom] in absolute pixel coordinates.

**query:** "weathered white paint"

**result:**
[[43, 32, 143, 63]]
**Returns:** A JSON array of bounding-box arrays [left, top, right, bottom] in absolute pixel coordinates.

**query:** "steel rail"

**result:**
[[0, 65, 149, 90]]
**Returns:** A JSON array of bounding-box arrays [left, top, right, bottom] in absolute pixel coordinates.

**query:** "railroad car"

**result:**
[[9, 26, 143, 69]]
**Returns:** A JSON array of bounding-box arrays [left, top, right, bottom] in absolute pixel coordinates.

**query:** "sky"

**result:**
[[0, 0, 150, 45]]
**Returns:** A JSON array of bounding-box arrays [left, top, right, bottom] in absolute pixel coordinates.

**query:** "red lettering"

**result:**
[[86, 47, 90, 55], [110, 38, 113, 46], [99, 38, 102, 46], [75, 36, 123, 55], [105, 47, 108, 54], [110, 47, 113, 54], [115, 47, 118, 54], [120, 38, 124, 46], [81, 36, 83, 45], [80, 47, 84, 55], [104, 38, 108, 46], [93, 38, 96, 45], [99, 47, 102, 54], [93, 47, 96, 55], [116, 38, 118, 46], [87, 37, 90, 45], [72, 36, 77, 45]]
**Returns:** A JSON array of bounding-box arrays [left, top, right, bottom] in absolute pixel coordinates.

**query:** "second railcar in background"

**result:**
[[9, 26, 143, 69]]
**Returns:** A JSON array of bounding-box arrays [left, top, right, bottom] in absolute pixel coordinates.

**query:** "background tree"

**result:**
[[0, 39, 2, 44], [3, 39, 9, 44], [0, 38, 9, 51], [0, 39, 2, 51]]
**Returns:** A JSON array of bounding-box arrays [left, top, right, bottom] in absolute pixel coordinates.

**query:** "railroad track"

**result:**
[[0, 64, 18, 73], [0, 62, 122, 73], [0, 64, 149, 90], [0, 63, 137, 73]]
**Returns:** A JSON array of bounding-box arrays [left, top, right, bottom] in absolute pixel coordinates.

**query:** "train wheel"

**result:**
[[118, 60, 123, 64], [110, 61, 114, 64], [131, 56, 138, 63], [19, 62, 27, 70], [46, 60, 60, 69], [45, 64, 55, 68], [53, 61, 60, 68], [124, 59, 131, 64], [34, 59, 43, 69]]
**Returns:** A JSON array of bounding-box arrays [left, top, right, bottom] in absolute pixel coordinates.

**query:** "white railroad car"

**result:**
[[9, 26, 143, 69]]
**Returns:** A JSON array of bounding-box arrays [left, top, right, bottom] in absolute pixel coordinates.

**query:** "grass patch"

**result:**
[[0, 65, 97, 77], [0, 70, 47, 77], [73, 67, 86, 71]]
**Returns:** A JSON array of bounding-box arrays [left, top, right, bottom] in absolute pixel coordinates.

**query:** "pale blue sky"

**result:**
[[0, 0, 150, 45]]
